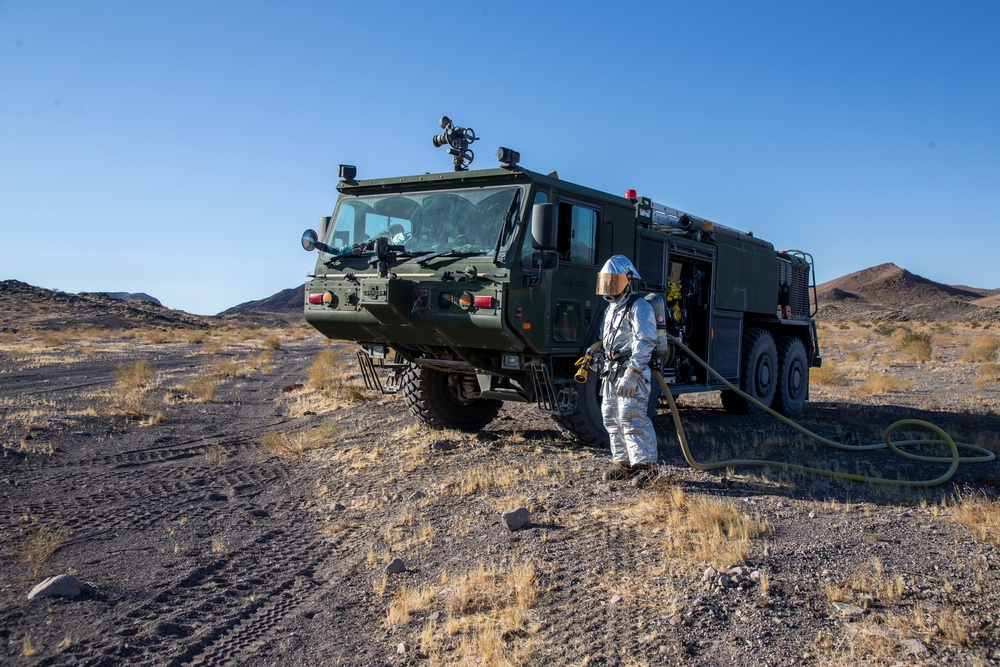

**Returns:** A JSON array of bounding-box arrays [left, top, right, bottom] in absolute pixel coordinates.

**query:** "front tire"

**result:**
[[721, 328, 778, 415], [552, 368, 609, 447], [400, 365, 502, 431]]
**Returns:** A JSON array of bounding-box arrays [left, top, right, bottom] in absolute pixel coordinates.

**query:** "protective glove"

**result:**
[[617, 366, 643, 398]]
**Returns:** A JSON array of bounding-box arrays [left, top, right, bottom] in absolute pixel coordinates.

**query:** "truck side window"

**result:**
[[557, 203, 598, 265], [520, 191, 549, 268]]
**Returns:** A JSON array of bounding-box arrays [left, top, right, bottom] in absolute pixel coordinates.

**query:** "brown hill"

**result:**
[[0, 279, 210, 331], [220, 284, 304, 317], [816, 263, 1000, 322]]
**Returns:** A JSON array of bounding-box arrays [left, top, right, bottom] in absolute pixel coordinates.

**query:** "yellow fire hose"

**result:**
[[577, 333, 995, 487]]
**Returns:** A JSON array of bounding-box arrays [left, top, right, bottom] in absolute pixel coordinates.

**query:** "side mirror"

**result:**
[[531, 203, 557, 251], [301, 229, 337, 255]]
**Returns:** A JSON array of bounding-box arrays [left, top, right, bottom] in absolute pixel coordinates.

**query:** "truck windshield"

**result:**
[[325, 186, 522, 256]]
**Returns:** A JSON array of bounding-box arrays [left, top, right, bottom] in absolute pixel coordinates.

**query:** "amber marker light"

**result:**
[[458, 292, 474, 310]]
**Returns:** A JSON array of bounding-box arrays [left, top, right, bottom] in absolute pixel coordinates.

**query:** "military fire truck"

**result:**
[[301, 119, 820, 447]]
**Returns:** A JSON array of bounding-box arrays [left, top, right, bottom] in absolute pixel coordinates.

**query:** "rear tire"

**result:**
[[720, 328, 778, 415], [773, 336, 808, 416], [400, 365, 502, 431]]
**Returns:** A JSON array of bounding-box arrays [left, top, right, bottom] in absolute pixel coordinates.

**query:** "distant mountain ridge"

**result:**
[[220, 285, 304, 316], [0, 280, 207, 330], [86, 291, 163, 307]]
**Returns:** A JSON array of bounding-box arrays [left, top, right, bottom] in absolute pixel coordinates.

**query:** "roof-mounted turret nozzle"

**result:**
[[432, 116, 478, 171]]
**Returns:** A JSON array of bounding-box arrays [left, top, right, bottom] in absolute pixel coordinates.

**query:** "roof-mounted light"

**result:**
[[338, 164, 357, 182], [496, 147, 520, 168], [624, 189, 638, 201]]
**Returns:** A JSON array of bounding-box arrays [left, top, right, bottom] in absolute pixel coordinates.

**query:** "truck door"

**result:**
[[546, 198, 602, 350]]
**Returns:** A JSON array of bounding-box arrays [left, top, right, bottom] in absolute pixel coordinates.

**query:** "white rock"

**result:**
[[28, 574, 82, 600]]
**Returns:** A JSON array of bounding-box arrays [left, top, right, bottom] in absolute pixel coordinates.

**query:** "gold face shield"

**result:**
[[596, 272, 629, 298]]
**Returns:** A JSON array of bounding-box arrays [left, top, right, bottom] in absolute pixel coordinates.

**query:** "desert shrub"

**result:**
[[41, 331, 69, 347], [960, 337, 1000, 363], [810, 362, 850, 386], [858, 374, 914, 395], [873, 323, 902, 337], [143, 329, 174, 344], [262, 335, 281, 350], [185, 330, 208, 345], [896, 331, 933, 362], [210, 357, 245, 378], [114, 360, 155, 389], [260, 424, 334, 458], [181, 376, 220, 402]]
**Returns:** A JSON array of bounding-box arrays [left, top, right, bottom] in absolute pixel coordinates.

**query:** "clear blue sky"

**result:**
[[2, 1, 998, 315]]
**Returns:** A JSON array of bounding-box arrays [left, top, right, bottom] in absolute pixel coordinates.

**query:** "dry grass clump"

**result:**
[[209, 357, 246, 378], [306, 348, 367, 400], [951, 492, 1000, 547], [386, 561, 539, 667], [809, 361, 850, 387], [113, 359, 155, 389], [41, 331, 70, 347], [179, 376, 220, 402], [262, 335, 281, 350], [960, 336, 1000, 363], [103, 360, 158, 416], [623, 486, 770, 570], [17, 524, 67, 578], [821, 557, 905, 609], [895, 331, 933, 362], [260, 423, 335, 458], [246, 350, 274, 374], [857, 374, 914, 396], [820, 604, 969, 663], [972, 361, 1000, 390]]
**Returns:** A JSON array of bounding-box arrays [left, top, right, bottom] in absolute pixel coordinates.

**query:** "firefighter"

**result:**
[[596, 255, 659, 487]]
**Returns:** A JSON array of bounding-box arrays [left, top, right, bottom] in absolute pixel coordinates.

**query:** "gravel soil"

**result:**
[[2, 324, 1000, 666]]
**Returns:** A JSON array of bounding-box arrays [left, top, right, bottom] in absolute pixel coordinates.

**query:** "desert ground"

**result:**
[[2, 313, 1000, 666]]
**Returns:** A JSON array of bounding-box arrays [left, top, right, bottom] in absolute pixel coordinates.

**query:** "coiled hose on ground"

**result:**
[[580, 333, 996, 487]]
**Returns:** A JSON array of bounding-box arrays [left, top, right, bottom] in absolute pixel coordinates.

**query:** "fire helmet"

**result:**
[[596, 255, 641, 303]]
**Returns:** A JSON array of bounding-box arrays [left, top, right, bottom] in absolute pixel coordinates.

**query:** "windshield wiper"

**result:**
[[492, 190, 521, 267], [416, 249, 478, 267]]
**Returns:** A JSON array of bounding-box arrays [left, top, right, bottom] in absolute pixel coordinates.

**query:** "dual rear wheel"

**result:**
[[720, 328, 808, 416]]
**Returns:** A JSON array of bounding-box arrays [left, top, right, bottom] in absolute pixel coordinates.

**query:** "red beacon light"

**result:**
[[624, 189, 638, 201]]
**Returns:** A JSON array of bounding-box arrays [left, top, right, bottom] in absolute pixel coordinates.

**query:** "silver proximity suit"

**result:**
[[600, 292, 658, 465]]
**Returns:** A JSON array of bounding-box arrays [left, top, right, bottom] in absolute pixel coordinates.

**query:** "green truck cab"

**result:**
[[302, 143, 820, 447]]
